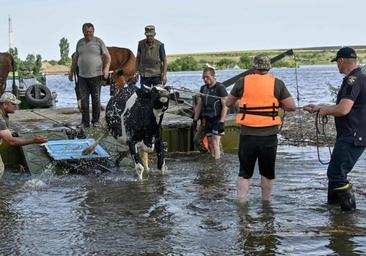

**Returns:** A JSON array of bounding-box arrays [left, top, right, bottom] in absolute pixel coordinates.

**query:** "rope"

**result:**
[[315, 110, 332, 165]]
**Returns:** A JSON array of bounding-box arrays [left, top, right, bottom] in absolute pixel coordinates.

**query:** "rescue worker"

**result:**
[[304, 47, 366, 211], [135, 25, 167, 88], [0, 92, 48, 178], [226, 54, 296, 203], [193, 67, 228, 160]]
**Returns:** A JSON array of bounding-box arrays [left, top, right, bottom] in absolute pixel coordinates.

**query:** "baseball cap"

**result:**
[[0, 92, 21, 104], [331, 47, 357, 62], [252, 54, 271, 70], [145, 25, 156, 36]]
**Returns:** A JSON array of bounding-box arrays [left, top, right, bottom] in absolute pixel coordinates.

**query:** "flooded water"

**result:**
[[2, 66, 366, 255], [1, 146, 366, 255]]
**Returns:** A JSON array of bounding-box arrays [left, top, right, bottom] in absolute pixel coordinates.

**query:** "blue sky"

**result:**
[[0, 0, 365, 60]]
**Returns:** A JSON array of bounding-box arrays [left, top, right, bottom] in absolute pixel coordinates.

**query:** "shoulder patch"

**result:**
[[347, 75, 357, 85]]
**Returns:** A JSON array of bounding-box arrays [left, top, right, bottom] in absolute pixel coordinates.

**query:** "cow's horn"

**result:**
[[143, 85, 152, 91]]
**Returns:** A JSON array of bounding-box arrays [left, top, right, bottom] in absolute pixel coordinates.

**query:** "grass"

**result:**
[[167, 46, 366, 67]]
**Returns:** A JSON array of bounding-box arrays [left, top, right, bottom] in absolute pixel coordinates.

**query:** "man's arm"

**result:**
[[225, 94, 239, 108], [280, 96, 296, 112], [219, 96, 228, 122], [304, 99, 354, 116], [160, 44, 167, 84], [102, 51, 111, 80], [0, 129, 47, 146], [161, 56, 167, 84], [194, 99, 202, 121], [68, 53, 78, 81]]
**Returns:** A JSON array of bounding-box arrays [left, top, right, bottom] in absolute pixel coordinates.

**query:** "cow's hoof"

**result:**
[[135, 163, 144, 180], [160, 164, 167, 174]]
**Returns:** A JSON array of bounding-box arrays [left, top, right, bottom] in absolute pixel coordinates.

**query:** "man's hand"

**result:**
[[103, 68, 109, 80], [33, 135, 48, 144], [162, 73, 167, 85], [68, 72, 74, 82], [303, 104, 320, 113]]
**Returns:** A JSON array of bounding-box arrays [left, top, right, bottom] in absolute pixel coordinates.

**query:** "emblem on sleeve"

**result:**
[[347, 75, 357, 85]]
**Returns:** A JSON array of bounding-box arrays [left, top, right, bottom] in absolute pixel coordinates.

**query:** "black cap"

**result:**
[[331, 47, 357, 62]]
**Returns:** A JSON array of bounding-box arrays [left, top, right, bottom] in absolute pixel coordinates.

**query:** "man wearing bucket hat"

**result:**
[[135, 25, 167, 87], [226, 54, 296, 204], [304, 47, 366, 211], [0, 92, 48, 178]]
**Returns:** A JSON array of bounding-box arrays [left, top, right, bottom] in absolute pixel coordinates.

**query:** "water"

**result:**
[[9, 65, 341, 109], [2, 66, 366, 255]]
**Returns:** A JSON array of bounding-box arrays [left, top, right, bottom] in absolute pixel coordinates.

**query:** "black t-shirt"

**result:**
[[199, 82, 228, 118], [335, 67, 366, 146]]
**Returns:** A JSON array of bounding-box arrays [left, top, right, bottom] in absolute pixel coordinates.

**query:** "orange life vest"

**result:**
[[236, 74, 281, 127]]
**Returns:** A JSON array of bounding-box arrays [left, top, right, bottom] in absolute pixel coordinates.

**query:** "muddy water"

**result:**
[[1, 146, 366, 255]]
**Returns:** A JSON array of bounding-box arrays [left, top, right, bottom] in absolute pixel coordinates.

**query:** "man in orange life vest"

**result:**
[[226, 54, 296, 203]]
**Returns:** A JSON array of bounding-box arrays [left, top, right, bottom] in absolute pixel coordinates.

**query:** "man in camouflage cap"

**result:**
[[252, 54, 272, 70], [225, 54, 296, 204], [135, 25, 167, 88], [0, 92, 48, 179]]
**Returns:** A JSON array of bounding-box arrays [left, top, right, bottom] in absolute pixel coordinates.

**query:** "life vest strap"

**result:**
[[240, 103, 279, 120]]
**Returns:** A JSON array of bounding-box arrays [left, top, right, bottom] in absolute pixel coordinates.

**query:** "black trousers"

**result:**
[[77, 76, 102, 126]]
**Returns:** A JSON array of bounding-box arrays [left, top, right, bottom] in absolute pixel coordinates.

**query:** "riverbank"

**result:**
[[41, 45, 366, 75]]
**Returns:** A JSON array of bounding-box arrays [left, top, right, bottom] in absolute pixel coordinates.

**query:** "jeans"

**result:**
[[327, 140, 365, 187], [77, 76, 102, 126]]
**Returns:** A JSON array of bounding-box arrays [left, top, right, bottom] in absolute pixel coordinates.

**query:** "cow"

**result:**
[[105, 84, 179, 180], [107, 47, 136, 89], [0, 52, 16, 96]]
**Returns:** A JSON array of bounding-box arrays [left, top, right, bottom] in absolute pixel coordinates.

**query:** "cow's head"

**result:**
[[141, 85, 179, 110]]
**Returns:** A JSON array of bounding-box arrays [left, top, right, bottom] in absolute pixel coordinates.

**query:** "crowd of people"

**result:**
[[1, 21, 365, 212]]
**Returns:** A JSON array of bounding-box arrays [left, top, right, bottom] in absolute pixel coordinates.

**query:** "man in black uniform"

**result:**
[[304, 47, 366, 211]]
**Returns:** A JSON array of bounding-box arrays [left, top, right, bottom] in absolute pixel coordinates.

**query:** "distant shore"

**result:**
[[41, 46, 366, 75]]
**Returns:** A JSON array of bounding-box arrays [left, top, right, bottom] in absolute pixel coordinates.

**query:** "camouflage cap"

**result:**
[[252, 54, 271, 70], [145, 25, 156, 36], [0, 92, 21, 104]]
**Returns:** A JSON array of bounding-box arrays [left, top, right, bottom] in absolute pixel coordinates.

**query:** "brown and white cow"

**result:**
[[0, 52, 16, 96]]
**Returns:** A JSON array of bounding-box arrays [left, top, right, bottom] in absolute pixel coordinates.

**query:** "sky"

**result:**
[[0, 0, 365, 60]]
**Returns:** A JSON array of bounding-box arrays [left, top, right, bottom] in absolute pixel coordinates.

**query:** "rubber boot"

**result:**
[[335, 184, 356, 211], [327, 186, 339, 205]]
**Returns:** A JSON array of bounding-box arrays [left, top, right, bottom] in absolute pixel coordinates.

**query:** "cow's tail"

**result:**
[[11, 55, 17, 96]]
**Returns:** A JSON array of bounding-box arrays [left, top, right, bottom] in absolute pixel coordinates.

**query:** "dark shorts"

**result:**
[[327, 140, 365, 187], [203, 116, 220, 136], [238, 135, 278, 179]]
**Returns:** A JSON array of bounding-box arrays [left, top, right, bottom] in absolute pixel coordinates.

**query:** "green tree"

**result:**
[[58, 37, 70, 65], [167, 56, 199, 71], [238, 54, 251, 69], [217, 58, 236, 70]]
